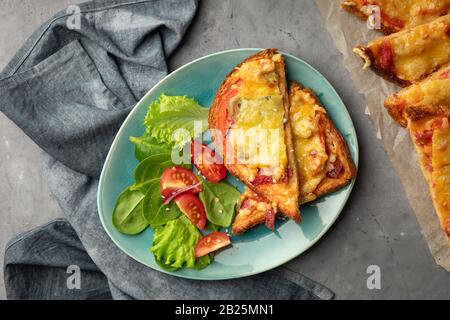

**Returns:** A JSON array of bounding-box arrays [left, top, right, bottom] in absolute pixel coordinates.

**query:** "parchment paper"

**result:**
[[315, 0, 450, 271]]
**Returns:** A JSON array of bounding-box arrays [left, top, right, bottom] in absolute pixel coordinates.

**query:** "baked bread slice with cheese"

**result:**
[[342, 0, 450, 35], [232, 81, 356, 234], [232, 188, 277, 235], [353, 14, 450, 86], [290, 82, 356, 204], [407, 105, 450, 246], [209, 49, 300, 221], [385, 63, 450, 127]]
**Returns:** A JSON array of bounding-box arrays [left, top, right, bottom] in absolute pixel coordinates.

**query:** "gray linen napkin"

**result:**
[[1, 0, 334, 300]]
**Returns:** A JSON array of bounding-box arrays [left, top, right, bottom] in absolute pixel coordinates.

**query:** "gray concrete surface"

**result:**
[[0, 0, 449, 300], [0, 0, 82, 300]]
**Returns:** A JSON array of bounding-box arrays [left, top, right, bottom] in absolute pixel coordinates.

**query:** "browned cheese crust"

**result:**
[[353, 46, 412, 87], [385, 63, 450, 127]]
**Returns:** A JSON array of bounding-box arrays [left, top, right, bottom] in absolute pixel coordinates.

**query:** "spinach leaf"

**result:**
[[143, 181, 182, 227], [130, 134, 171, 162], [131, 154, 172, 192], [132, 153, 191, 193], [206, 221, 221, 232], [199, 179, 240, 227], [112, 187, 148, 235]]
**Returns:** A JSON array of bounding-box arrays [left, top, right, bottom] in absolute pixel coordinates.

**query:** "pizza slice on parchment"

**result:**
[[342, 0, 450, 34], [407, 105, 450, 245], [385, 63, 450, 127], [353, 14, 450, 86]]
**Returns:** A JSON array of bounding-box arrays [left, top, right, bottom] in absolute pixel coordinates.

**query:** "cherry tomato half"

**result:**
[[191, 141, 227, 183], [194, 232, 231, 258], [160, 167, 201, 200], [174, 193, 206, 230]]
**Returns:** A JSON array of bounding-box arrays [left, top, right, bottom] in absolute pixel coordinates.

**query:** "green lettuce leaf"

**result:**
[[151, 215, 212, 270], [129, 134, 171, 162], [144, 94, 209, 149]]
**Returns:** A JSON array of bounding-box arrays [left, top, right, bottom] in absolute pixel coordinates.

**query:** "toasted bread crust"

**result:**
[[274, 53, 300, 220], [232, 209, 266, 235], [232, 189, 278, 235], [385, 63, 450, 127], [209, 49, 300, 221], [407, 105, 450, 122], [312, 112, 356, 196], [353, 45, 411, 87], [384, 93, 408, 127]]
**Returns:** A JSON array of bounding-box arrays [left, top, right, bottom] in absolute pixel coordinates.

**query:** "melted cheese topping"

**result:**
[[347, 0, 450, 29], [410, 118, 433, 172], [237, 189, 274, 219], [432, 118, 450, 232], [230, 56, 287, 180], [385, 64, 450, 126], [369, 14, 450, 82], [391, 67, 450, 106], [238, 60, 280, 99], [289, 89, 328, 199]]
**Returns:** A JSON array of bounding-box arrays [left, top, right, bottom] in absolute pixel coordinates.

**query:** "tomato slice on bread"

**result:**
[[175, 193, 206, 230], [216, 88, 238, 137], [379, 41, 394, 72], [191, 141, 227, 183], [194, 232, 231, 258], [160, 167, 201, 200]]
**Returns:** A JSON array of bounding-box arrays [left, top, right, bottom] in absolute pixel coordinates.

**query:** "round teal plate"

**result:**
[[98, 49, 359, 280]]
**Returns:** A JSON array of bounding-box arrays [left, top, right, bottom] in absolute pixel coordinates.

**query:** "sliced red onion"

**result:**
[[162, 181, 202, 205], [326, 158, 343, 179]]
